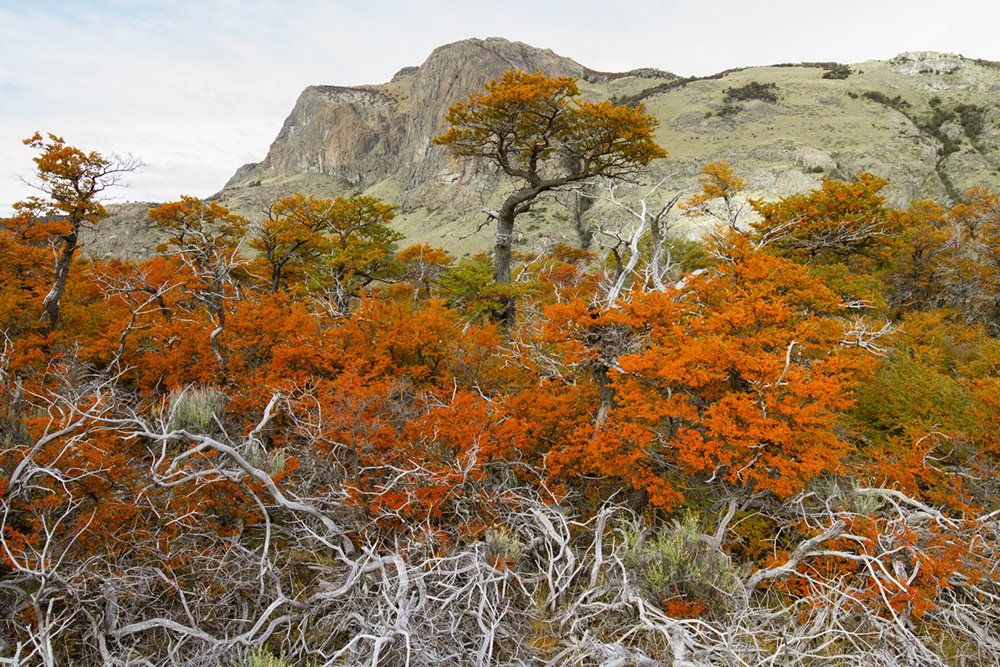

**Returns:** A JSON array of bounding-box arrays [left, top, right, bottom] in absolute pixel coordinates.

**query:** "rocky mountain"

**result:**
[[92, 39, 1000, 258]]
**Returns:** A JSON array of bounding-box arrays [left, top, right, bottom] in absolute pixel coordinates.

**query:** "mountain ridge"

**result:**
[[90, 39, 1000, 258]]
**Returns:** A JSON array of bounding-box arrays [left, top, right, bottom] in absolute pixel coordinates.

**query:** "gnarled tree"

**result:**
[[15, 133, 140, 327], [433, 70, 666, 324], [148, 197, 249, 378]]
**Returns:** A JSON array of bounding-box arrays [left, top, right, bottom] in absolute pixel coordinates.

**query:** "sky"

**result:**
[[2, 0, 998, 211]]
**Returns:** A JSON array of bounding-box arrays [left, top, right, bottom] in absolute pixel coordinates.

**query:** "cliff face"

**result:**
[[244, 85, 405, 188], [226, 38, 601, 192], [92, 40, 999, 260]]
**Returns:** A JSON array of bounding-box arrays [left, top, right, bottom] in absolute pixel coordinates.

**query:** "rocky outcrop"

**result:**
[[794, 147, 838, 174], [227, 38, 591, 194], [225, 85, 405, 188], [892, 52, 965, 77]]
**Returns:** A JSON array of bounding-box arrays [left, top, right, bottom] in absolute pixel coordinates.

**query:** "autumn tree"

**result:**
[[434, 70, 666, 324], [0, 213, 52, 335], [148, 197, 249, 376], [590, 238, 867, 503], [14, 132, 140, 327], [682, 161, 749, 232], [251, 193, 337, 292], [248, 193, 400, 302], [751, 173, 899, 267], [313, 195, 402, 314], [397, 243, 451, 300], [940, 188, 1000, 330], [887, 199, 951, 312], [888, 189, 999, 331]]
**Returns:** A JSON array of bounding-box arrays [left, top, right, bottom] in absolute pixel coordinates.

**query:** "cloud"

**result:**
[[1, 0, 998, 213]]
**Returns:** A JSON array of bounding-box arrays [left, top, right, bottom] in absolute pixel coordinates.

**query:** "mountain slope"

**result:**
[[93, 40, 1000, 258]]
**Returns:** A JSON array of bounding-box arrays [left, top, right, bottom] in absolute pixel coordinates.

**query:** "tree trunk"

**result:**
[[573, 185, 596, 249], [41, 228, 79, 328], [493, 185, 549, 327], [594, 363, 614, 426], [209, 304, 227, 380], [494, 208, 516, 327]]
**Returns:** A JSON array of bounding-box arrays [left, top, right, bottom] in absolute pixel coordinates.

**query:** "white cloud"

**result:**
[[1, 0, 998, 213]]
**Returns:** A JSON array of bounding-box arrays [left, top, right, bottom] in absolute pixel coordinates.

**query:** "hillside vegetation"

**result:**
[[0, 68, 998, 666]]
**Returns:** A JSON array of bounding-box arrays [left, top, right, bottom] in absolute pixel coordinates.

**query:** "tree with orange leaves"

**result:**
[[148, 197, 249, 377], [594, 238, 868, 503], [434, 70, 666, 324], [682, 160, 749, 232], [397, 243, 452, 300], [939, 188, 1000, 330], [751, 173, 900, 268], [14, 133, 140, 327]]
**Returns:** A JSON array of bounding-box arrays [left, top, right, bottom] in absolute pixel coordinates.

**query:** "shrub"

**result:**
[[239, 648, 295, 667], [436, 253, 529, 321], [620, 513, 739, 609], [955, 104, 986, 142], [485, 525, 524, 567], [714, 102, 742, 117], [861, 90, 910, 111], [821, 63, 852, 79], [612, 67, 749, 107], [723, 81, 779, 104]]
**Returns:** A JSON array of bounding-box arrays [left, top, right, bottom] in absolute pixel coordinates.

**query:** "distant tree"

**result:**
[[723, 81, 780, 105], [945, 188, 999, 329], [434, 70, 666, 324], [751, 173, 899, 267], [682, 161, 749, 232], [252, 193, 338, 292], [249, 193, 400, 306], [821, 63, 852, 79], [14, 132, 140, 327], [397, 243, 451, 300], [313, 195, 401, 315], [891, 188, 1000, 330]]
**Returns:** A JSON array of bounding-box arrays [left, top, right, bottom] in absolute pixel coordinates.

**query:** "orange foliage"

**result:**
[[2, 134, 998, 660]]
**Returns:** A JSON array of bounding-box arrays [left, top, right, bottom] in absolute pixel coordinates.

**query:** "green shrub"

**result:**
[[821, 63, 852, 79], [714, 102, 742, 117], [723, 81, 779, 104], [861, 90, 910, 111], [612, 67, 749, 107], [636, 236, 712, 276], [619, 513, 739, 606], [238, 648, 297, 667], [436, 253, 531, 321], [236, 647, 319, 667], [955, 104, 986, 142], [485, 525, 524, 563]]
